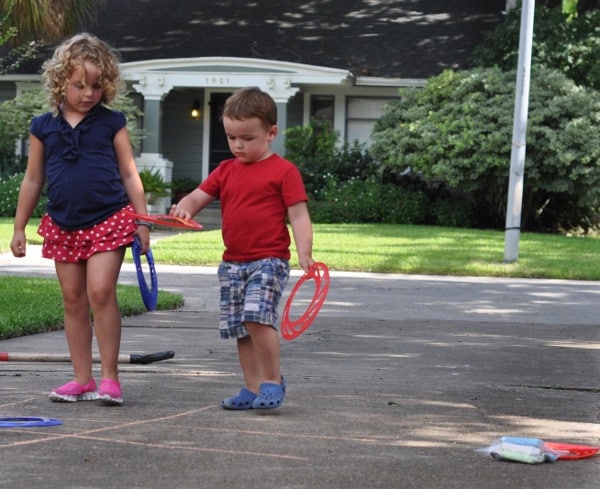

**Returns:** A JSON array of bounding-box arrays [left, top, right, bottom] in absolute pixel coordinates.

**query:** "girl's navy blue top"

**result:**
[[30, 105, 130, 230]]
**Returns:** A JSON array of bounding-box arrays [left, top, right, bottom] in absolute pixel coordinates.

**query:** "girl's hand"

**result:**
[[10, 231, 27, 258], [134, 225, 151, 254]]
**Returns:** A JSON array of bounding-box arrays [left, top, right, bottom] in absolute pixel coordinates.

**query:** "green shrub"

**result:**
[[138, 167, 170, 197], [287, 118, 480, 227], [0, 154, 26, 181], [371, 67, 600, 232], [285, 119, 377, 199], [171, 177, 198, 204], [381, 185, 429, 224], [309, 176, 429, 224], [0, 173, 47, 217], [427, 197, 474, 228]]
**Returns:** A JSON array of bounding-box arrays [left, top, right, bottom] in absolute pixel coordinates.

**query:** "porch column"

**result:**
[[273, 102, 287, 156], [131, 75, 175, 212], [263, 79, 299, 156], [142, 98, 162, 153], [132, 74, 174, 155]]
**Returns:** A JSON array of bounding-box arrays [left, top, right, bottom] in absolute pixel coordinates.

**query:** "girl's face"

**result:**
[[223, 116, 277, 163], [63, 60, 103, 115]]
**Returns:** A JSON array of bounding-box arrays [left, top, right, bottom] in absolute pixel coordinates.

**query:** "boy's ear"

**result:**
[[267, 124, 278, 141]]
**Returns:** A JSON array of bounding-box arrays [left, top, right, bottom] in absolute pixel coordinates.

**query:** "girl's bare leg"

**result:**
[[54, 261, 93, 385], [86, 248, 125, 381]]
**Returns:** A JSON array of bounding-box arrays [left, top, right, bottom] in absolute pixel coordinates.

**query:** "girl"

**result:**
[[10, 33, 151, 406]]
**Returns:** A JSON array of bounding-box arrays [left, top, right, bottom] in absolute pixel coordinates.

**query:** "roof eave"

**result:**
[[354, 76, 427, 88], [0, 74, 41, 82]]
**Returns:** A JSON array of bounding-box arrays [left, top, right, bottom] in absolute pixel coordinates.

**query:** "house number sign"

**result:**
[[204, 77, 231, 85]]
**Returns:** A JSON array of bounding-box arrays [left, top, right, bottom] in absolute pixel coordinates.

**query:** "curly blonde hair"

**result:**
[[42, 33, 123, 115]]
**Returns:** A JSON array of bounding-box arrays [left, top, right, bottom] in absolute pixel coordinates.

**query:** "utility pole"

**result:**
[[503, 0, 535, 263]]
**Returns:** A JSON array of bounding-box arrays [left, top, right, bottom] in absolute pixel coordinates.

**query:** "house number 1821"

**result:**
[[205, 77, 230, 85]]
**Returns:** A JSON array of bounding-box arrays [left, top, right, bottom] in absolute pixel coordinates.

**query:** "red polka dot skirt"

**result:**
[[37, 205, 137, 262]]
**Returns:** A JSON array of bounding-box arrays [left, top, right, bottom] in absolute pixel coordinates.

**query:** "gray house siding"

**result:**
[[161, 89, 205, 183], [0, 82, 16, 100], [286, 92, 305, 140]]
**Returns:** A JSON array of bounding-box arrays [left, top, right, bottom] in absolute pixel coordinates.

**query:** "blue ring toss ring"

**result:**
[[132, 236, 158, 311], [0, 417, 63, 428]]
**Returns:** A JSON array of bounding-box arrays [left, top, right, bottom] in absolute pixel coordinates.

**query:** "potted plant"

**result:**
[[138, 167, 170, 204]]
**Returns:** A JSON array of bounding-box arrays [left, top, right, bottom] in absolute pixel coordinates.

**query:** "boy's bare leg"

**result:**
[[239, 321, 281, 391], [237, 336, 259, 393]]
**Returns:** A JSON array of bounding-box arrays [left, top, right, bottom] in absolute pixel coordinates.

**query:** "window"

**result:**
[[346, 97, 392, 145], [310, 95, 334, 125]]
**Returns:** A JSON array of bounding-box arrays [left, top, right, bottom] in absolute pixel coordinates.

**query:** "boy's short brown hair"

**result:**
[[223, 87, 277, 129]]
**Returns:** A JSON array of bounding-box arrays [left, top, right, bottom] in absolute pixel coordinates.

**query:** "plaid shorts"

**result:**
[[217, 258, 290, 339]]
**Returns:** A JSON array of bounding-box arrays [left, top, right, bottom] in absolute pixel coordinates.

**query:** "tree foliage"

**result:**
[[474, 4, 600, 90], [0, 1, 37, 74], [370, 67, 600, 232], [0, 0, 102, 45]]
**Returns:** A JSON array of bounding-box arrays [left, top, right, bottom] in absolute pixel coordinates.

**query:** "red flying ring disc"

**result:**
[[281, 262, 329, 340], [124, 210, 202, 230], [544, 442, 600, 460]]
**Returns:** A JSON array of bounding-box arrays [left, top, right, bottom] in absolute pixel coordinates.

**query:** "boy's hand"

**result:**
[[170, 203, 193, 221], [298, 255, 314, 273]]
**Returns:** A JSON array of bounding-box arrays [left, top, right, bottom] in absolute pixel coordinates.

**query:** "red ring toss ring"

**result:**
[[281, 262, 329, 340], [123, 209, 202, 230]]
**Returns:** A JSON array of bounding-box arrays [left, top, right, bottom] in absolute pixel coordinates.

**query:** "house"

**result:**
[[0, 0, 506, 212]]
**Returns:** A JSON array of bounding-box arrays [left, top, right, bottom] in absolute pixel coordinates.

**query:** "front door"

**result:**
[[208, 93, 233, 173]]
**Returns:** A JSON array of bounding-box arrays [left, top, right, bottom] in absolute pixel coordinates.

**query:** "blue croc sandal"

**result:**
[[221, 388, 257, 410], [252, 382, 284, 410]]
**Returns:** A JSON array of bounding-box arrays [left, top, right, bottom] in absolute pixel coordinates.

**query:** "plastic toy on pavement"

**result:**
[[477, 437, 599, 464]]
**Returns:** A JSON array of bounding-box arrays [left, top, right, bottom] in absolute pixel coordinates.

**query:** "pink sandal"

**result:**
[[49, 379, 97, 402], [97, 379, 123, 406]]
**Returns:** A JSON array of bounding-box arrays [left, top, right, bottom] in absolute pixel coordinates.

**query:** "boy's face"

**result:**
[[223, 116, 277, 164]]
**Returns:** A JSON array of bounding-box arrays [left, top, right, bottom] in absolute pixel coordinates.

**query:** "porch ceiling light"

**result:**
[[191, 99, 201, 119]]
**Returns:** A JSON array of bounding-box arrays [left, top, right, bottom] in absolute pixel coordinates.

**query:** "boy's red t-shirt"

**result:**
[[199, 154, 308, 262]]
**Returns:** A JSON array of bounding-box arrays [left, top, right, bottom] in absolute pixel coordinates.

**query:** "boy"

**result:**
[[171, 87, 313, 409]]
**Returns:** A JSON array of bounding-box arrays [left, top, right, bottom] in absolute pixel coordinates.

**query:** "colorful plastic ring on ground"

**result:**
[[132, 236, 158, 311], [0, 417, 63, 428], [281, 262, 330, 340]]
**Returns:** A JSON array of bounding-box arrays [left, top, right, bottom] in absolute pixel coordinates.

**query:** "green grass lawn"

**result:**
[[148, 223, 600, 280], [0, 217, 183, 340], [1, 218, 598, 339], [0, 218, 43, 251], [0, 277, 183, 340]]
